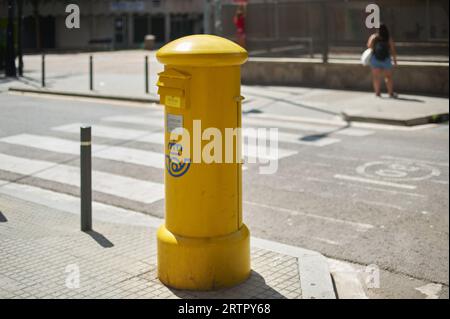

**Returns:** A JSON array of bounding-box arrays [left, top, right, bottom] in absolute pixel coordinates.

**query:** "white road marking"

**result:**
[[286, 160, 332, 168], [244, 116, 373, 137], [381, 155, 449, 167], [0, 181, 163, 227], [244, 144, 298, 160], [317, 154, 361, 161], [244, 200, 374, 231], [94, 146, 164, 168], [430, 180, 449, 185], [242, 97, 273, 110], [102, 113, 352, 141], [354, 199, 404, 211], [334, 174, 417, 190], [248, 112, 438, 131], [356, 160, 441, 182], [0, 153, 52, 174], [136, 132, 165, 144], [0, 134, 164, 169], [307, 177, 426, 198], [53, 123, 160, 141], [244, 128, 340, 147], [313, 162, 332, 167], [52, 123, 301, 160], [76, 117, 341, 148], [0, 153, 164, 204], [102, 115, 163, 127]]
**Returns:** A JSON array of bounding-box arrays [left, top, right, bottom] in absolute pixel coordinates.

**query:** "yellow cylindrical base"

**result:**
[[157, 224, 251, 290]]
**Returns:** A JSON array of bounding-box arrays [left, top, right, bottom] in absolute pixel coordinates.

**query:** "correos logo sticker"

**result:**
[[166, 141, 191, 177]]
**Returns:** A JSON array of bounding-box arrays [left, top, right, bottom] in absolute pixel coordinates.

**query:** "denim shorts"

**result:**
[[370, 55, 393, 70]]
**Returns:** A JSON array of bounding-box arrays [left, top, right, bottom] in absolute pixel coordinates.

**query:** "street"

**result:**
[[0, 89, 448, 298]]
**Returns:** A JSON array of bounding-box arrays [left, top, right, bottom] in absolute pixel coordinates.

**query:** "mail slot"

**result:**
[[157, 68, 190, 109]]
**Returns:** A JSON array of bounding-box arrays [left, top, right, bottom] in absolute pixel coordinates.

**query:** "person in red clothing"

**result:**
[[233, 5, 246, 48]]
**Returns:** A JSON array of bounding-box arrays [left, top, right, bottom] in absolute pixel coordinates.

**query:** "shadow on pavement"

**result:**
[[382, 96, 425, 103], [244, 90, 341, 116], [84, 230, 114, 248], [17, 76, 42, 88], [299, 121, 351, 142], [0, 76, 18, 84], [243, 108, 264, 115], [168, 270, 288, 299], [0, 210, 7, 222], [4, 73, 85, 90]]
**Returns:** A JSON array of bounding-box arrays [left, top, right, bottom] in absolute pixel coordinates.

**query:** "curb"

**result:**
[[327, 258, 369, 299], [251, 237, 336, 299], [8, 87, 160, 104], [342, 112, 449, 126], [9, 86, 448, 127]]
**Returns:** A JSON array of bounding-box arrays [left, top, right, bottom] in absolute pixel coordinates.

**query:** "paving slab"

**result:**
[[0, 193, 335, 299]]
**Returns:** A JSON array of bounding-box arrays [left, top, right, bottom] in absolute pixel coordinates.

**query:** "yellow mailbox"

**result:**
[[156, 35, 250, 290]]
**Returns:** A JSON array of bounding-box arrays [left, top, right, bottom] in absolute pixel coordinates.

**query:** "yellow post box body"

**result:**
[[156, 35, 250, 290]]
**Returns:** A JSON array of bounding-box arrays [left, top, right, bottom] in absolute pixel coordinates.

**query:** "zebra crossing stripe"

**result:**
[[244, 144, 298, 160], [0, 153, 164, 204], [102, 113, 371, 137], [0, 180, 163, 228], [53, 123, 158, 141], [102, 115, 163, 127], [1, 132, 296, 162], [53, 122, 338, 148], [242, 97, 273, 110], [244, 128, 340, 147], [0, 153, 52, 175], [52, 123, 164, 144], [0, 134, 164, 169], [243, 116, 373, 137]]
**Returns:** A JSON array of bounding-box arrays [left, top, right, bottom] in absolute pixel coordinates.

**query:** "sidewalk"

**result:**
[[0, 193, 335, 299], [2, 50, 448, 126]]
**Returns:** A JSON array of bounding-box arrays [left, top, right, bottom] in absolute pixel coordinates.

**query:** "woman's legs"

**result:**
[[371, 68, 382, 96], [384, 69, 394, 97]]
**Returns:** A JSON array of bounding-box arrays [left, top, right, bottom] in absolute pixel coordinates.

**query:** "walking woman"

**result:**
[[233, 5, 246, 48], [367, 24, 398, 97]]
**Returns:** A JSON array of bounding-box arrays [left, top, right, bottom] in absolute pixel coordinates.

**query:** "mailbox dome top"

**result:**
[[156, 35, 248, 67]]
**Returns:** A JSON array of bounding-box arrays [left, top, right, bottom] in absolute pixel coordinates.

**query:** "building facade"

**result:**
[[0, 0, 204, 52], [219, 0, 449, 56], [1, 0, 448, 58]]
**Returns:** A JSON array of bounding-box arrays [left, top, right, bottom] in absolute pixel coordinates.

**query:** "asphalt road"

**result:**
[[0, 91, 448, 298]]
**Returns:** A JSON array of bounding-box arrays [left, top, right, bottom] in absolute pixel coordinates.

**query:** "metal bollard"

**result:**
[[145, 56, 149, 94], [80, 126, 92, 232], [41, 54, 45, 87], [89, 55, 93, 91]]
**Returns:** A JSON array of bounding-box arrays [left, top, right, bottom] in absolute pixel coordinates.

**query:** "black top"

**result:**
[[373, 36, 390, 61]]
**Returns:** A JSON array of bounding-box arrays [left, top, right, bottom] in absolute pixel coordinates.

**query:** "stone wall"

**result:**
[[241, 58, 449, 97]]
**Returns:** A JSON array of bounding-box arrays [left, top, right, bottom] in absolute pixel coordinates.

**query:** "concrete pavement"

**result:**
[[0, 192, 335, 299]]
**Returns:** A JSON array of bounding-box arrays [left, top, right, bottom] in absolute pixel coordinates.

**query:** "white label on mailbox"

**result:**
[[166, 113, 183, 133]]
